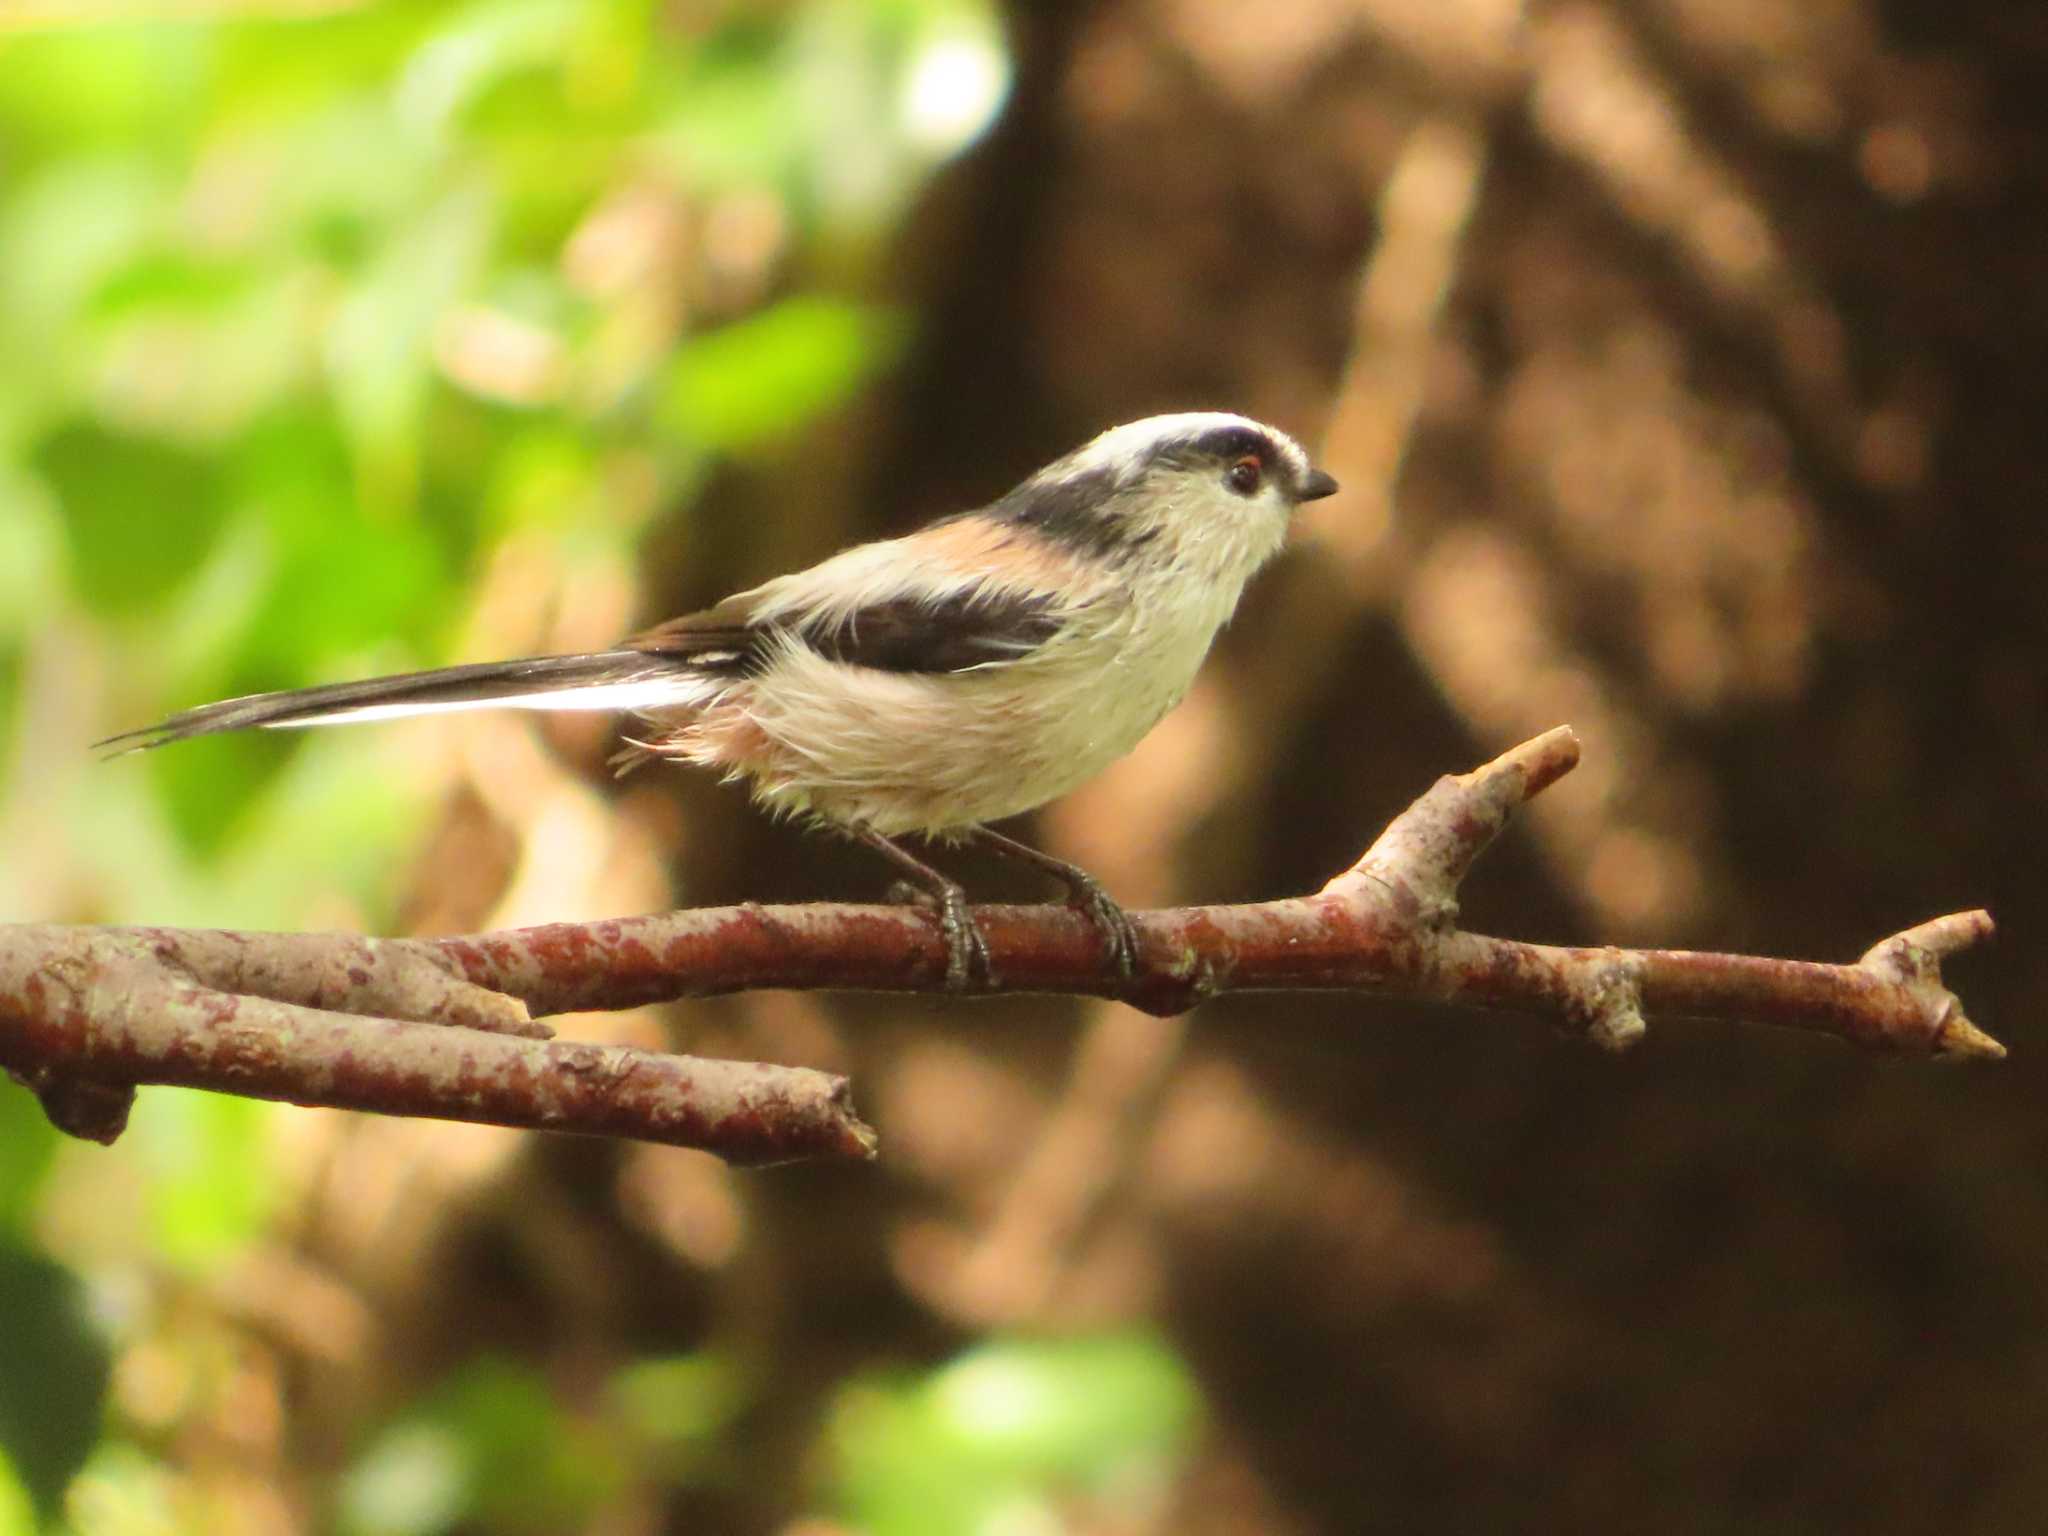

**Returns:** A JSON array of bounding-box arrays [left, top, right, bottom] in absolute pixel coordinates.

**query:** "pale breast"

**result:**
[[652, 566, 1241, 835]]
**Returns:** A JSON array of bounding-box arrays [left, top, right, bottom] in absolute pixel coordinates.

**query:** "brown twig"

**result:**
[[0, 924, 872, 1165], [0, 728, 2000, 1165]]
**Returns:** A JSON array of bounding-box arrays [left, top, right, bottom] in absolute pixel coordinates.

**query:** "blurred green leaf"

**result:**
[[660, 297, 903, 453], [562, 0, 657, 114], [57, 1442, 180, 1536], [0, 1445, 34, 1536], [114, 401, 450, 861], [37, 424, 228, 616], [129, 1090, 278, 1272], [609, 1353, 746, 1445], [342, 1359, 628, 1536], [0, 25, 206, 154], [220, 729, 435, 927], [657, 38, 801, 194], [0, 159, 168, 367], [326, 183, 493, 509], [339, 1421, 469, 1536], [0, 1244, 111, 1524], [479, 423, 596, 537], [0, 1093, 59, 1241], [608, 1352, 748, 1484], [394, 0, 579, 148], [0, 480, 63, 632], [82, 265, 311, 447], [827, 1332, 1200, 1536], [443, 1360, 629, 1532], [92, 252, 245, 319], [146, 728, 297, 861], [0, 648, 16, 802], [212, 4, 456, 123], [232, 411, 454, 672]]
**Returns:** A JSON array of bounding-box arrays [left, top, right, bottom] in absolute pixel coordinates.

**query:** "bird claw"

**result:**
[[932, 884, 995, 992], [1062, 873, 1140, 980]]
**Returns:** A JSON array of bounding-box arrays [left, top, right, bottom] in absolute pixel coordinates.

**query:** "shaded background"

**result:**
[[1, 0, 2044, 1531]]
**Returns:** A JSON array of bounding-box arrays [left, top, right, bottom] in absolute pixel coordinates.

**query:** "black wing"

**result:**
[[628, 588, 1063, 675]]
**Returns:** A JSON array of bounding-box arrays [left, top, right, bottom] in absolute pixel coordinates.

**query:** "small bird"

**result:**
[[103, 412, 1338, 986]]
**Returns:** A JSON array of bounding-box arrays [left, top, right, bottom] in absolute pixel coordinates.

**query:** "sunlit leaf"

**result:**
[[928, 1333, 1198, 1471], [561, 0, 655, 112], [894, 3, 1010, 157], [212, 4, 453, 122], [660, 297, 903, 453], [480, 424, 597, 536], [0, 25, 206, 152], [0, 1446, 33, 1536], [59, 1442, 181, 1536], [129, 1090, 279, 1272], [339, 1422, 469, 1536], [827, 1332, 1200, 1536], [0, 1244, 111, 1523], [394, 0, 579, 148], [91, 252, 245, 318], [655, 39, 801, 194]]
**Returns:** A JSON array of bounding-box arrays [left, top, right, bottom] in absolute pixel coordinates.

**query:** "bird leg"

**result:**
[[853, 829, 992, 991], [968, 826, 1140, 979]]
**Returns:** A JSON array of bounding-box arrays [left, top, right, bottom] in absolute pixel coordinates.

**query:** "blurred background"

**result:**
[[1, 0, 2044, 1530]]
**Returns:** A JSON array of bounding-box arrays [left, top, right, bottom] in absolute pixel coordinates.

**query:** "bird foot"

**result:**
[[1061, 874, 1140, 980], [931, 883, 995, 992]]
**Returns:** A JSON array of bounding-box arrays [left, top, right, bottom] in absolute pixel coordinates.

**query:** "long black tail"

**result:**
[[96, 650, 695, 755]]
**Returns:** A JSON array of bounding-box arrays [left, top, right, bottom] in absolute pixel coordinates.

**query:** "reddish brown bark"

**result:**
[[0, 730, 1999, 1165]]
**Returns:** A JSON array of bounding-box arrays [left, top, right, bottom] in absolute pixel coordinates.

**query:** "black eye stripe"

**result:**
[[977, 420, 1302, 556], [985, 462, 1139, 559]]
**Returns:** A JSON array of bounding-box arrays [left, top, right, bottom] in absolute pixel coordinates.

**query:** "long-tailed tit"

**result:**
[[104, 412, 1339, 986]]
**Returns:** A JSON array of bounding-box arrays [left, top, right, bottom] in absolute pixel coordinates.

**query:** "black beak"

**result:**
[[1298, 468, 1339, 502]]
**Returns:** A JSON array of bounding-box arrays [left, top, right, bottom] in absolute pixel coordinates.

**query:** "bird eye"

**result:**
[[1225, 455, 1263, 496]]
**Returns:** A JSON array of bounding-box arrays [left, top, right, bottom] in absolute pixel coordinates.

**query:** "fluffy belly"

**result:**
[[660, 654, 1187, 836]]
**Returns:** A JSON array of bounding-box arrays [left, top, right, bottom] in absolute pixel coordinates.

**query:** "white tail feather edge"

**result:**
[[258, 677, 721, 730]]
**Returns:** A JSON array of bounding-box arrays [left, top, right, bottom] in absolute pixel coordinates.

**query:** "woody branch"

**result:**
[[0, 728, 2001, 1165]]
